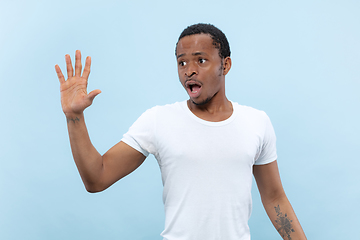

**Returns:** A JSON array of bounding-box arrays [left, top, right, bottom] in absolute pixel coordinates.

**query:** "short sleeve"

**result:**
[[254, 113, 277, 165], [121, 107, 158, 157]]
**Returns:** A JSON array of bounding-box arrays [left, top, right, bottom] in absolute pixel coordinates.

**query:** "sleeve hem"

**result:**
[[254, 157, 277, 165], [121, 138, 149, 157]]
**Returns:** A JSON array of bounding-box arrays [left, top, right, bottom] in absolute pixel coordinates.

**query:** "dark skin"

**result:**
[[55, 51, 146, 193], [56, 34, 306, 239], [176, 34, 232, 122]]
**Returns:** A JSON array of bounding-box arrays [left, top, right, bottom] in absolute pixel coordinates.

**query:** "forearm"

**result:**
[[66, 113, 104, 192], [262, 194, 307, 240]]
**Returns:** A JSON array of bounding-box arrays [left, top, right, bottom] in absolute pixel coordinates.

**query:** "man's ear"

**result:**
[[223, 57, 232, 75]]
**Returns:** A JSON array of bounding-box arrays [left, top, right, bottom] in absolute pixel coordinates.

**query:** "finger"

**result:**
[[75, 50, 82, 77], [88, 89, 101, 102], [55, 64, 66, 84], [65, 54, 74, 79], [82, 56, 91, 80]]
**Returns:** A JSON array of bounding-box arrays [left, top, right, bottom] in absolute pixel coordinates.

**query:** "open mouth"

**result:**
[[189, 83, 201, 93], [186, 81, 202, 93]]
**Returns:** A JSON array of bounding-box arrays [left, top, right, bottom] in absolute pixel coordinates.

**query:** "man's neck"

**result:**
[[187, 97, 233, 122]]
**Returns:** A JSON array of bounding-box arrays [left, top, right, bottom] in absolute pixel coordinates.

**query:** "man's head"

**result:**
[[175, 23, 232, 106], [175, 23, 231, 59]]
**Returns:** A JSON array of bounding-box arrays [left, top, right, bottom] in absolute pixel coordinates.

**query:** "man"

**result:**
[[55, 23, 307, 240]]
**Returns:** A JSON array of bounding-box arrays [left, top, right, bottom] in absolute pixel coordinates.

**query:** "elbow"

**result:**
[[84, 182, 106, 193], [86, 187, 102, 193]]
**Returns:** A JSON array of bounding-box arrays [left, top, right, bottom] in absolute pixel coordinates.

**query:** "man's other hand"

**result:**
[[55, 50, 101, 117]]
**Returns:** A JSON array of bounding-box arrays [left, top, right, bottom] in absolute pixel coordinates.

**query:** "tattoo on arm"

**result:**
[[67, 117, 80, 124], [274, 205, 295, 240]]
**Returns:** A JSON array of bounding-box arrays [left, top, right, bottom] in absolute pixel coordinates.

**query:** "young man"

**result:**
[[55, 23, 307, 240]]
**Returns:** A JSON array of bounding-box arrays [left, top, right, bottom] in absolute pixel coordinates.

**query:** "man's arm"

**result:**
[[253, 161, 307, 240], [55, 50, 146, 193]]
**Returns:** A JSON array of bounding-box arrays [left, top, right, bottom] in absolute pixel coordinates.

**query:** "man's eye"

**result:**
[[199, 58, 206, 64], [179, 61, 186, 66]]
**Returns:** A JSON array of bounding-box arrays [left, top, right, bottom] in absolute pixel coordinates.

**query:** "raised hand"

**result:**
[[55, 50, 101, 117]]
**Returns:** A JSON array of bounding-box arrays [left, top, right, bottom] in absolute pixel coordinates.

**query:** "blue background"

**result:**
[[1, 0, 359, 239]]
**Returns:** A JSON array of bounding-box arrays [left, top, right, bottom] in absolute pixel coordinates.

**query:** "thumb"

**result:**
[[88, 89, 101, 102]]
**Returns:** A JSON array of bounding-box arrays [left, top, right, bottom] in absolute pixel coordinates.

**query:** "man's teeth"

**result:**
[[188, 83, 200, 93]]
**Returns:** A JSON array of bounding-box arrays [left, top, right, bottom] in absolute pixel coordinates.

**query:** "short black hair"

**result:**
[[175, 23, 231, 59]]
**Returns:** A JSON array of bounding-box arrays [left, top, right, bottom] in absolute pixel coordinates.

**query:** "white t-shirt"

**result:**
[[122, 101, 277, 240]]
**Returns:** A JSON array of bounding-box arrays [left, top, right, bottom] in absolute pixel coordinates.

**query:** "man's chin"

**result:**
[[191, 97, 212, 106]]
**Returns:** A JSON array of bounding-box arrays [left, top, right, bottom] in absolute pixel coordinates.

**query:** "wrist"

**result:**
[[65, 112, 84, 123]]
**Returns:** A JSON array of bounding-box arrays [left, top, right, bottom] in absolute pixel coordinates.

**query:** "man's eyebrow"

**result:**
[[177, 53, 185, 59]]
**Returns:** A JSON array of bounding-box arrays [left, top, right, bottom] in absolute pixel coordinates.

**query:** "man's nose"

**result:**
[[185, 62, 198, 77]]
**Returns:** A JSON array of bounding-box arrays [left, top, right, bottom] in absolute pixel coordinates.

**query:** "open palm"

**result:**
[[55, 50, 101, 116]]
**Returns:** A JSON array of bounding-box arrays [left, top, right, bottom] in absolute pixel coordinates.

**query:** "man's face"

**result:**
[[176, 34, 228, 106]]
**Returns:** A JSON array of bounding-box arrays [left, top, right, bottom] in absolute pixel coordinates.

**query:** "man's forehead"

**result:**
[[177, 33, 213, 46], [177, 51, 208, 59]]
